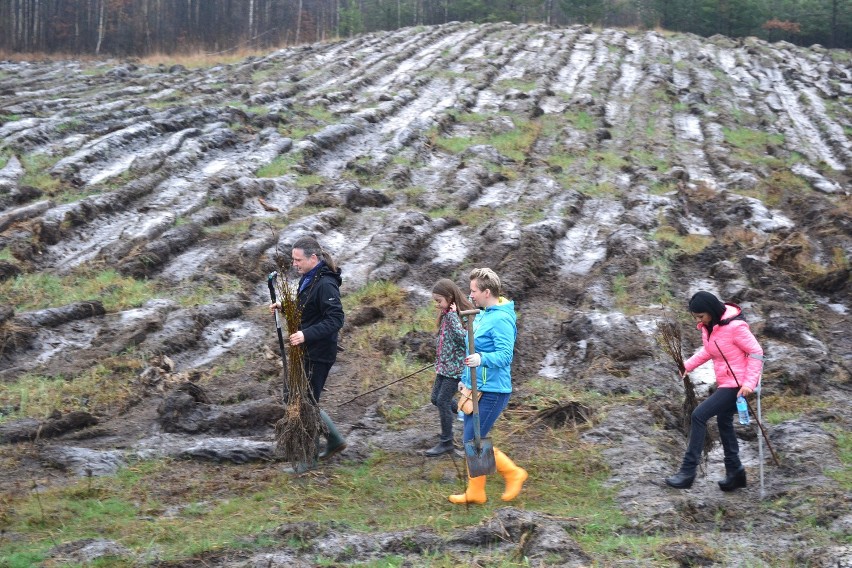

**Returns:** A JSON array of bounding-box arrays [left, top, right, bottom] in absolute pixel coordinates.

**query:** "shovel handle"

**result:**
[[462, 310, 483, 450], [267, 272, 289, 384]]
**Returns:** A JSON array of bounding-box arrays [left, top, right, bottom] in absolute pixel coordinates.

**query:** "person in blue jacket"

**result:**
[[270, 235, 347, 463], [449, 268, 528, 505]]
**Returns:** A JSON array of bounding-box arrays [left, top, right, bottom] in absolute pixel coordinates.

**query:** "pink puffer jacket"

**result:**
[[683, 304, 764, 390]]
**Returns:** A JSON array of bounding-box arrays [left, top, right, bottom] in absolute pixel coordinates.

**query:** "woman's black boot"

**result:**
[[665, 471, 696, 489], [718, 466, 747, 491]]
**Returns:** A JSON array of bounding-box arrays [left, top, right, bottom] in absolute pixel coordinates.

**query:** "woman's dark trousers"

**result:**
[[679, 387, 742, 475]]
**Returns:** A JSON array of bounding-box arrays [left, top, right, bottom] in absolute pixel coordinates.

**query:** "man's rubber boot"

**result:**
[[448, 475, 487, 504], [718, 466, 747, 491], [493, 448, 528, 501], [318, 409, 347, 460]]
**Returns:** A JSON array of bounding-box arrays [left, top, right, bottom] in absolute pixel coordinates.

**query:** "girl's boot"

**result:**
[[493, 448, 528, 501], [448, 475, 487, 504]]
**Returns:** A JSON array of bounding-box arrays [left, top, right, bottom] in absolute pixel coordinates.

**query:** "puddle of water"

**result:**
[[538, 348, 566, 379], [555, 199, 624, 276], [738, 196, 795, 232], [87, 154, 136, 186], [471, 181, 521, 208], [673, 113, 703, 142], [178, 319, 255, 371], [428, 226, 469, 265]]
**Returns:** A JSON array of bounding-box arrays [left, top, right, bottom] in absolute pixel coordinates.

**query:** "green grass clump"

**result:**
[[826, 430, 851, 490], [1, 269, 157, 312], [0, 358, 142, 422], [0, 434, 641, 564], [651, 225, 712, 255], [432, 117, 542, 162], [20, 153, 61, 193]]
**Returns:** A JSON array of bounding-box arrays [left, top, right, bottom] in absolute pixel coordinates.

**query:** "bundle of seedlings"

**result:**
[[655, 319, 713, 459], [270, 272, 326, 467]]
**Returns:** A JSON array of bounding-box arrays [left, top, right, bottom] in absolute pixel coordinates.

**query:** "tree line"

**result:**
[[1, 0, 849, 56]]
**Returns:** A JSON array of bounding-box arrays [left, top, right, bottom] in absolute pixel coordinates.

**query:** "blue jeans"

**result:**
[[461, 391, 510, 443], [680, 387, 742, 475]]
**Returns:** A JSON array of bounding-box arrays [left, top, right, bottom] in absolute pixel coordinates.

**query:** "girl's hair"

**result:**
[[469, 267, 501, 297], [432, 278, 475, 329], [292, 235, 338, 272], [688, 291, 726, 333]]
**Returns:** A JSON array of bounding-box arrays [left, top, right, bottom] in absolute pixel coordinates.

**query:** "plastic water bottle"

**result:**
[[458, 409, 465, 421], [736, 396, 749, 425]]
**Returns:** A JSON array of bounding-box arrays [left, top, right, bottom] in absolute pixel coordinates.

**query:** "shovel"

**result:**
[[267, 271, 289, 403], [459, 308, 495, 477]]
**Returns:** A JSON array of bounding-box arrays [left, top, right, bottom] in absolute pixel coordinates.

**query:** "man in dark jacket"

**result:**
[[273, 235, 347, 461]]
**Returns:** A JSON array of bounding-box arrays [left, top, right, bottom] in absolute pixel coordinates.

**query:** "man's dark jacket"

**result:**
[[297, 263, 344, 364]]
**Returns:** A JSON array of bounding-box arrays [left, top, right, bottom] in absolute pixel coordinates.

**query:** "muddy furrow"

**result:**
[[36, 125, 289, 270], [303, 26, 512, 178], [297, 25, 462, 98]]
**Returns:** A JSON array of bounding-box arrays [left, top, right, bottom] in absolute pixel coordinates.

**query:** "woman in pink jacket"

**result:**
[[665, 291, 764, 491]]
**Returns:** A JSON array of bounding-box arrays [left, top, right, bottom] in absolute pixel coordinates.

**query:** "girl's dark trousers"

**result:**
[[431, 374, 458, 443], [680, 386, 742, 475]]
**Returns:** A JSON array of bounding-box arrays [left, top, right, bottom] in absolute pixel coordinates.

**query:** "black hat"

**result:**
[[688, 291, 725, 322]]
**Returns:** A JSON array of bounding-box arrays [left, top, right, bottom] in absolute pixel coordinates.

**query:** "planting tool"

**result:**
[[459, 308, 495, 477], [267, 271, 289, 402]]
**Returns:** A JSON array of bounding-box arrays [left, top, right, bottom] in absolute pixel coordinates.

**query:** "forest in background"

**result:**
[[0, 0, 849, 57]]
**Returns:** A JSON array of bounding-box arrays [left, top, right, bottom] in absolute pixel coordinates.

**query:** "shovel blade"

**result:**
[[464, 437, 496, 477]]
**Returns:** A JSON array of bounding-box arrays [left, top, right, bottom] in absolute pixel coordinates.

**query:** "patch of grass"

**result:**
[[343, 281, 407, 317], [20, 153, 61, 192], [613, 273, 629, 311], [651, 225, 713, 255], [631, 149, 669, 173], [546, 152, 577, 172], [0, 357, 142, 421], [644, 253, 677, 308], [0, 114, 21, 125], [759, 394, 829, 421], [497, 78, 538, 93], [0, 435, 636, 563], [723, 127, 785, 164], [56, 118, 83, 133], [170, 274, 244, 307], [257, 154, 298, 178], [566, 110, 596, 131], [826, 429, 851, 490], [433, 117, 542, 162], [0, 268, 157, 312]]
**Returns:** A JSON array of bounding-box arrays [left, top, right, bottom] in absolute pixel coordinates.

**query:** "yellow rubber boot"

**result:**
[[448, 475, 487, 504], [494, 448, 528, 501]]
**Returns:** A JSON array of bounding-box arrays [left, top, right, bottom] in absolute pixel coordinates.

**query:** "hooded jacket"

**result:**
[[297, 262, 344, 364], [684, 303, 763, 390], [462, 297, 517, 393]]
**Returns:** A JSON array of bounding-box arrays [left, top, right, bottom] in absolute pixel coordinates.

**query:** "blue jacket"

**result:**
[[462, 297, 516, 393]]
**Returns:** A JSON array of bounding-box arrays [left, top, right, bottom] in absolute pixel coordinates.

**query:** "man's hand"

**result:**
[[269, 302, 280, 313], [465, 353, 481, 367], [289, 331, 305, 346]]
